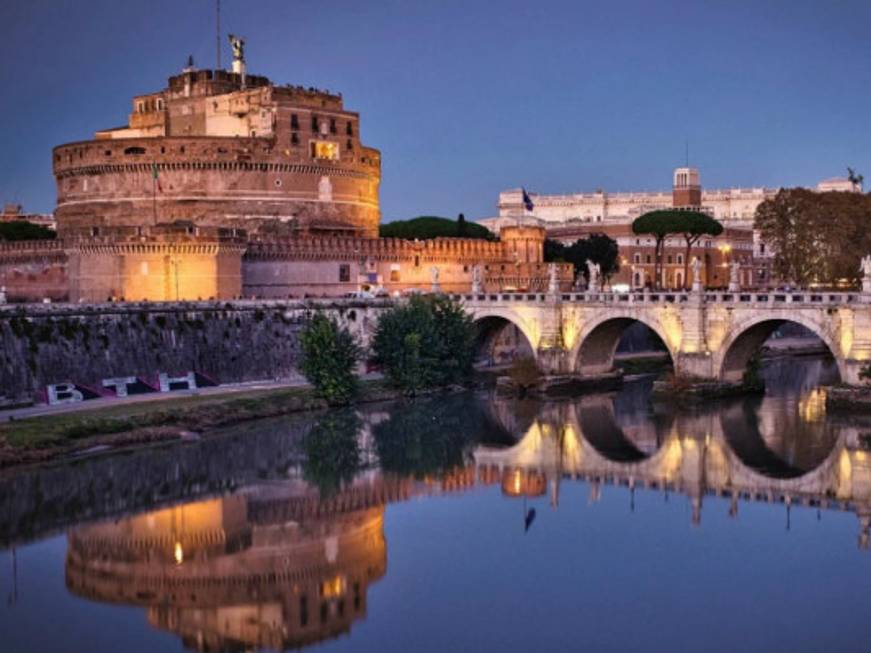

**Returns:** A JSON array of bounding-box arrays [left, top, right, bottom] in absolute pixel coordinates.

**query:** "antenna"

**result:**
[[216, 0, 221, 70]]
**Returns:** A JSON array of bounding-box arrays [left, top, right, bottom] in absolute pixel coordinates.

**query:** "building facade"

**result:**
[[479, 168, 861, 290]]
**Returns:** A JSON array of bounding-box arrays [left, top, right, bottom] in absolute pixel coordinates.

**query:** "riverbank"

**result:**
[[0, 380, 408, 469]]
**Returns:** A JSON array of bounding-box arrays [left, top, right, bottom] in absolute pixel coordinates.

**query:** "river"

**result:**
[[1, 355, 870, 652]]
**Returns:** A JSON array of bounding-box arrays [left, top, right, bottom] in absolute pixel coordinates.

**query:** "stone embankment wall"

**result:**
[[0, 299, 389, 402]]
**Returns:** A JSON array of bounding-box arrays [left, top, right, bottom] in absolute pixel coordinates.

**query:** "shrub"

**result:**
[[508, 356, 542, 391], [299, 312, 361, 405], [372, 295, 476, 394]]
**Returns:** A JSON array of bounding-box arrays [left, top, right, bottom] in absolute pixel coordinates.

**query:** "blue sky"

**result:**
[[1, 0, 869, 221]]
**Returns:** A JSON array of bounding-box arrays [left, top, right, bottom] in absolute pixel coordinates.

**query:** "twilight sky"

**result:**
[[1, 0, 869, 221]]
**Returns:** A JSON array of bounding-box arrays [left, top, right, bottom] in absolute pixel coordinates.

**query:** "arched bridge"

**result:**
[[459, 288, 871, 384]]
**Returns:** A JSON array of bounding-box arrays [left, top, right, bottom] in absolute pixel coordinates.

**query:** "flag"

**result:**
[[521, 187, 534, 212], [152, 163, 162, 192]]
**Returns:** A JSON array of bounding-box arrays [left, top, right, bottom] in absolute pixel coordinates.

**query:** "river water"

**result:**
[[1, 355, 870, 652]]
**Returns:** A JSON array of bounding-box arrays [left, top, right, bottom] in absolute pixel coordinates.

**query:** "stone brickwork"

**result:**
[[0, 299, 389, 403], [0, 240, 68, 302], [54, 66, 380, 239]]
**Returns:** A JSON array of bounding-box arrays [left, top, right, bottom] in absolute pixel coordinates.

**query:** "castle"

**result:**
[[0, 42, 569, 303]]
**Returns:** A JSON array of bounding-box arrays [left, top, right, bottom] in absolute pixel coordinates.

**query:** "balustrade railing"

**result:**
[[456, 290, 863, 306]]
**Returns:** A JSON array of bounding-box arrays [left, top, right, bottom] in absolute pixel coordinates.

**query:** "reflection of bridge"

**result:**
[[474, 396, 871, 547], [463, 290, 871, 384]]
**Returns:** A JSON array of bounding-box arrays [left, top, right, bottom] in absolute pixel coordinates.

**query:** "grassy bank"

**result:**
[[0, 380, 402, 466]]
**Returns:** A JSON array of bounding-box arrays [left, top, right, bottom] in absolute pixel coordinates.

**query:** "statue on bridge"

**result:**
[[471, 264, 483, 294], [430, 265, 441, 293], [691, 256, 703, 293], [585, 260, 601, 293], [728, 260, 741, 292], [861, 255, 871, 294], [548, 263, 560, 295]]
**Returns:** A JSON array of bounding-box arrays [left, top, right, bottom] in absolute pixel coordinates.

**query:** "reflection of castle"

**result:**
[[66, 482, 387, 651]]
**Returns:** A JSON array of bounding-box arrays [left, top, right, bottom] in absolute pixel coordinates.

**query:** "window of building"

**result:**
[[339, 264, 350, 282], [414, 255, 420, 267], [759, 243, 766, 254], [633, 253, 641, 264], [310, 140, 339, 160], [346, 139, 353, 151], [291, 114, 299, 130], [123, 146, 146, 156], [677, 254, 683, 265], [329, 118, 337, 134], [646, 254, 651, 264], [346, 122, 354, 136], [311, 114, 319, 131], [390, 269, 400, 282], [291, 133, 299, 145], [667, 255, 672, 264]]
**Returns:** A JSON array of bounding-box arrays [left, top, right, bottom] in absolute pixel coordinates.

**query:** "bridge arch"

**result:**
[[569, 313, 676, 376], [471, 309, 538, 367], [716, 314, 844, 384]]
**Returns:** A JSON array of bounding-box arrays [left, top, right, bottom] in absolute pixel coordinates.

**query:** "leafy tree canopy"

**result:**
[[372, 295, 476, 394], [755, 188, 871, 286], [544, 234, 620, 280], [379, 216, 494, 240], [632, 209, 721, 238], [0, 221, 56, 241], [299, 312, 361, 405]]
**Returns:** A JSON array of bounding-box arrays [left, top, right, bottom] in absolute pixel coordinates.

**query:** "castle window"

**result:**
[[633, 253, 640, 264], [329, 118, 337, 134], [124, 146, 146, 156], [311, 114, 319, 131], [346, 122, 354, 136], [291, 114, 299, 130], [414, 255, 420, 267], [339, 264, 350, 282], [646, 254, 651, 264], [759, 243, 766, 254], [91, 227, 100, 236], [310, 140, 339, 160], [291, 133, 299, 145], [677, 254, 683, 265], [667, 255, 672, 264], [104, 150, 112, 156], [160, 146, 165, 154], [346, 139, 353, 151]]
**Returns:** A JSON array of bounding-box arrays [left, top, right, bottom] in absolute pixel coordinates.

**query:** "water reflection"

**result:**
[[66, 482, 388, 651], [3, 356, 871, 652]]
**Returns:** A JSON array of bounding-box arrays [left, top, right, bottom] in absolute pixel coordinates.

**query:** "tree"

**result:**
[[632, 210, 720, 289], [379, 216, 494, 240], [0, 221, 56, 241], [675, 212, 722, 289], [754, 188, 871, 287], [299, 312, 361, 405], [566, 233, 620, 283], [372, 295, 476, 394], [543, 239, 567, 262]]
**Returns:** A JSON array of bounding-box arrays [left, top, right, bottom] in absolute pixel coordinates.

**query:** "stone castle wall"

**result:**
[[0, 300, 389, 402], [0, 240, 68, 302], [53, 136, 381, 238]]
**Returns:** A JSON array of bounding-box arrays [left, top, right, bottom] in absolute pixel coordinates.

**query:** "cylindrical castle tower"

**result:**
[[53, 65, 381, 240]]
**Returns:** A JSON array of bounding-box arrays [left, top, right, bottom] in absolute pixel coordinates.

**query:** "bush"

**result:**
[[508, 356, 542, 391], [299, 313, 361, 405], [372, 295, 476, 394]]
